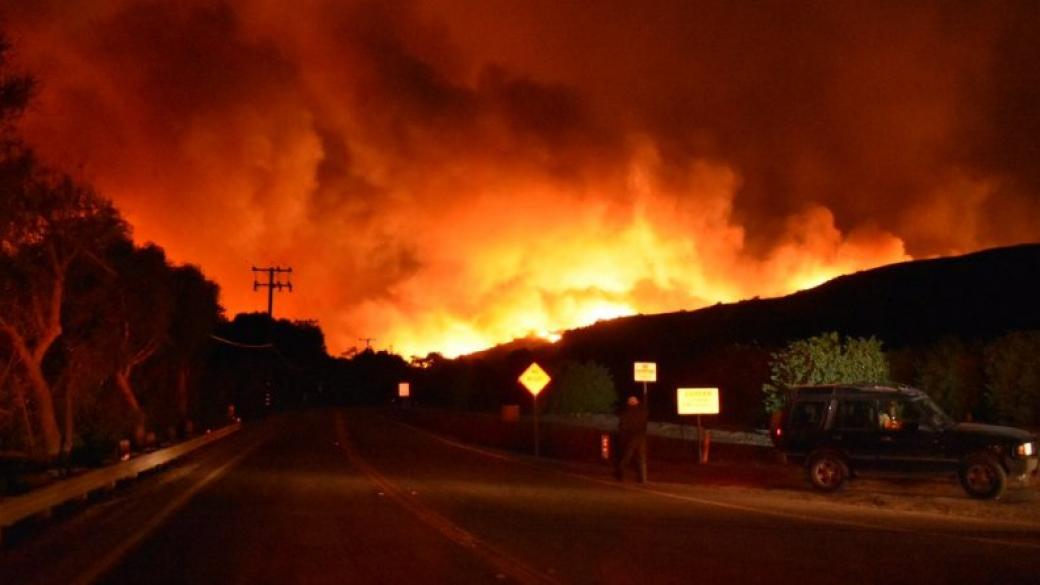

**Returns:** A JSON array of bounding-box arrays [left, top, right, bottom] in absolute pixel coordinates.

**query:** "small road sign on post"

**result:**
[[398, 382, 410, 398], [634, 361, 656, 402], [633, 362, 657, 382], [677, 387, 720, 463], [519, 363, 551, 457]]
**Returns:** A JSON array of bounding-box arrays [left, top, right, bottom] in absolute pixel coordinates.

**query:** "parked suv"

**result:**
[[770, 384, 1039, 499]]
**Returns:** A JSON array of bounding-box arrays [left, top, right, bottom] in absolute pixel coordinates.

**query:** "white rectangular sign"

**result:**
[[634, 362, 657, 382], [398, 382, 410, 398], [677, 387, 719, 415]]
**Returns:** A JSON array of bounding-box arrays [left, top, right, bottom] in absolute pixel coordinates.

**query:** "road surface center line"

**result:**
[[334, 412, 560, 585], [387, 415, 1040, 550]]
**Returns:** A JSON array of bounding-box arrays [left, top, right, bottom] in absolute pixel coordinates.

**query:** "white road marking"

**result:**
[[388, 415, 1040, 550], [71, 431, 269, 585], [335, 412, 561, 585]]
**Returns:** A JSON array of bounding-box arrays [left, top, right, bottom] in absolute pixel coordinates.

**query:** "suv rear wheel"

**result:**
[[806, 451, 849, 492], [959, 453, 1007, 500]]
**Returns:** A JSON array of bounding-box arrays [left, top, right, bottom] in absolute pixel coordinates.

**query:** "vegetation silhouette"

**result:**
[[451, 244, 1040, 428]]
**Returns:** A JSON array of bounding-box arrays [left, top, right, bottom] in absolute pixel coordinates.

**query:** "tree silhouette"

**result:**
[[102, 243, 176, 443], [165, 264, 222, 430], [548, 360, 617, 414], [0, 168, 126, 458]]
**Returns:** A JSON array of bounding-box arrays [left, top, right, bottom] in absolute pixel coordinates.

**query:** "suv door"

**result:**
[[829, 399, 882, 471], [782, 399, 829, 460], [875, 398, 950, 474]]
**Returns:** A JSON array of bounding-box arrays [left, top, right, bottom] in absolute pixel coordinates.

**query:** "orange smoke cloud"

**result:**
[[2, 1, 1037, 357]]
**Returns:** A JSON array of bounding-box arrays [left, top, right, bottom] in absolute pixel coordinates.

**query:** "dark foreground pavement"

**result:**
[[2, 409, 1038, 584]]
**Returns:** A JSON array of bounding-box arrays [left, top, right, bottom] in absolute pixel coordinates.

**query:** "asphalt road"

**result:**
[[2, 409, 1039, 584]]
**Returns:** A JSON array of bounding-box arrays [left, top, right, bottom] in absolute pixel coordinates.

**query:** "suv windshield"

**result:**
[[913, 395, 955, 430]]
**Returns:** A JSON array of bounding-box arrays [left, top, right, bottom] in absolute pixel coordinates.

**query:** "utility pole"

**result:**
[[359, 337, 376, 350], [252, 265, 293, 317]]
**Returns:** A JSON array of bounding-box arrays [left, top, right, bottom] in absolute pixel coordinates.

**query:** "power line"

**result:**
[[209, 334, 274, 349], [208, 334, 306, 371]]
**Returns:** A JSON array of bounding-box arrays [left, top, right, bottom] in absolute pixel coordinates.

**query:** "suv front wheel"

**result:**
[[959, 453, 1007, 500], [806, 451, 849, 492]]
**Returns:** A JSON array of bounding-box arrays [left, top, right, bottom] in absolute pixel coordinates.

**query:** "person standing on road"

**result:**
[[615, 395, 648, 483]]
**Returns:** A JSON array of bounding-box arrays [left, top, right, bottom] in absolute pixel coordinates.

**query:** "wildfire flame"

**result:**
[[326, 156, 908, 358]]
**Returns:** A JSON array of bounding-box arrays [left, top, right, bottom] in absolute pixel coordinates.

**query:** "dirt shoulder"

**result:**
[[641, 457, 1040, 525], [393, 407, 1040, 525]]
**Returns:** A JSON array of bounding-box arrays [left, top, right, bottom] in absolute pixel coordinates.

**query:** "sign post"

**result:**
[[519, 363, 551, 457], [634, 362, 657, 403], [677, 387, 720, 463]]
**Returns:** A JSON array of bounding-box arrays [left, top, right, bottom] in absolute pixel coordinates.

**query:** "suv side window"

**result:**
[[789, 400, 826, 431], [879, 399, 922, 430], [834, 400, 877, 430]]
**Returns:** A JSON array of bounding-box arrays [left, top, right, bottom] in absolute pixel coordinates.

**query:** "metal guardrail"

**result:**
[[404, 408, 773, 447], [0, 423, 241, 537]]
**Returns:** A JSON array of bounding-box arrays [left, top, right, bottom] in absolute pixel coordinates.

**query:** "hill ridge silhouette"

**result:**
[[553, 243, 1040, 357]]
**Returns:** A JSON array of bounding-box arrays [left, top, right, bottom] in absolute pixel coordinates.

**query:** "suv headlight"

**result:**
[[1017, 442, 1035, 457]]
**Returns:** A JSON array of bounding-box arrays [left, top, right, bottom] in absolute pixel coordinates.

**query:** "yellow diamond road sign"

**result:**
[[519, 362, 551, 396]]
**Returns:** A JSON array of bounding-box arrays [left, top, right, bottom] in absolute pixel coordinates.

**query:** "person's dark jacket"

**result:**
[[618, 402, 648, 446]]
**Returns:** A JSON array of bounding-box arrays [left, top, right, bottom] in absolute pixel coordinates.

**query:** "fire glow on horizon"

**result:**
[[4, 1, 1039, 357]]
